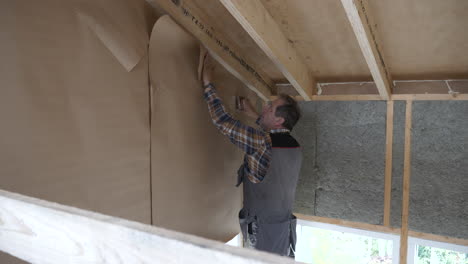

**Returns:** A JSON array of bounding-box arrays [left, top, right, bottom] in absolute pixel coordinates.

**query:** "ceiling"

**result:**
[[148, 0, 468, 98]]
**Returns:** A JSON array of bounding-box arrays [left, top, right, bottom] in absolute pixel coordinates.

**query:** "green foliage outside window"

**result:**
[[416, 245, 467, 264]]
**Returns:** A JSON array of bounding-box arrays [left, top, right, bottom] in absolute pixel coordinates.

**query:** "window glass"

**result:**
[[415, 244, 467, 264], [295, 223, 395, 264]]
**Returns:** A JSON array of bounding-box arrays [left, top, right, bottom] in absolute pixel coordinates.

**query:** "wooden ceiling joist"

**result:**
[[219, 0, 316, 101], [272, 93, 468, 102], [340, 0, 393, 100], [276, 79, 467, 101], [150, 0, 274, 101]]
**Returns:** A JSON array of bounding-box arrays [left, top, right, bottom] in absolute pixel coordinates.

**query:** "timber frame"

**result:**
[[340, 0, 393, 99], [1, 1, 465, 263], [219, 0, 316, 100], [149, 0, 275, 101], [144, 1, 468, 263]]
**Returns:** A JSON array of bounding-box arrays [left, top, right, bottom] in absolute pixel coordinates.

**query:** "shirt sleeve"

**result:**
[[203, 83, 271, 183]]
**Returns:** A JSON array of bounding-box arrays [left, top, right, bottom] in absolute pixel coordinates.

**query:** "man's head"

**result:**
[[259, 94, 301, 131]]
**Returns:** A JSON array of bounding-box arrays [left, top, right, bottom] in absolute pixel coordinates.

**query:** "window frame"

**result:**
[[407, 236, 468, 263], [296, 219, 401, 264]]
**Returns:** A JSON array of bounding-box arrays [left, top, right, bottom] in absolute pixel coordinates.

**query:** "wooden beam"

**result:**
[[391, 94, 468, 101], [340, 0, 392, 99], [275, 80, 468, 101], [312, 94, 383, 101], [383, 100, 394, 226], [219, 0, 316, 100], [272, 93, 468, 102], [149, 0, 274, 101], [0, 189, 295, 264], [400, 100, 413, 264], [408, 231, 468, 247], [271, 94, 384, 101]]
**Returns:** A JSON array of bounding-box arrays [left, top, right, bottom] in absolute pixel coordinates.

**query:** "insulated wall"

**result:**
[[293, 100, 468, 240], [293, 101, 387, 225], [409, 101, 468, 239], [390, 101, 468, 239]]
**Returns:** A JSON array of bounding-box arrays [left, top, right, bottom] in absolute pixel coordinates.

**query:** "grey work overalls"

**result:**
[[237, 133, 302, 257]]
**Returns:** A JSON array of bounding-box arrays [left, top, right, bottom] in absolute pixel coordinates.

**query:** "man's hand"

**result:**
[[199, 45, 214, 87], [202, 58, 214, 87], [241, 98, 260, 119]]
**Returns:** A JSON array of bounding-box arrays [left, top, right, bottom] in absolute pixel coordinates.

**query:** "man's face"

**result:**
[[259, 98, 285, 130]]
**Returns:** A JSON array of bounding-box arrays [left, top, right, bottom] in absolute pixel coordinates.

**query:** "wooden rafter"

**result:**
[[150, 0, 274, 101], [219, 0, 316, 100], [340, 0, 393, 99]]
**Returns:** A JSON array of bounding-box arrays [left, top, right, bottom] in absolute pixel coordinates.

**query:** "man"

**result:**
[[200, 50, 302, 257]]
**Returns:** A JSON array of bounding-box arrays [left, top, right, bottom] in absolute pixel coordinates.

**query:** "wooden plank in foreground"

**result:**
[[0, 189, 295, 264]]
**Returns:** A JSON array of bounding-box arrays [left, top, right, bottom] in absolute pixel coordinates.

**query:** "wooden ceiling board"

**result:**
[[369, 0, 468, 79], [190, 0, 284, 81], [259, 0, 372, 81], [155, 1, 468, 84]]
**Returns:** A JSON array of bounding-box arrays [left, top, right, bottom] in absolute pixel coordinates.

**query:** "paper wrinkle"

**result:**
[[76, 5, 148, 72]]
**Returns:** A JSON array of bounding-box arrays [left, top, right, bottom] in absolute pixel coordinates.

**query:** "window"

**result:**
[[295, 220, 400, 264], [225, 218, 467, 264], [294, 219, 468, 264], [408, 237, 468, 264]]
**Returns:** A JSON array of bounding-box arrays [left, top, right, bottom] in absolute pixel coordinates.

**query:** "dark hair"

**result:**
[[275, 94, 301, 130]]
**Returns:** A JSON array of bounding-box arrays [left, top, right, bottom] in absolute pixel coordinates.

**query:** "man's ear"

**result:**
[[274, 116, 285, 126]]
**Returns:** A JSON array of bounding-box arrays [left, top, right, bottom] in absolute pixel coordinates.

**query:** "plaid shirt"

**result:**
[[203, 83, 271, 183]]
